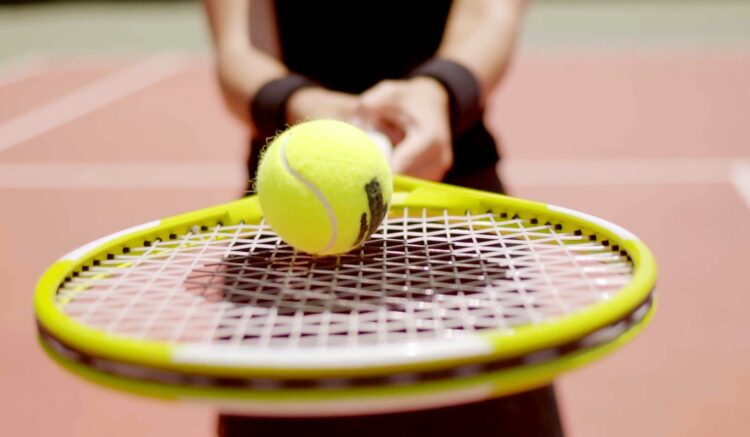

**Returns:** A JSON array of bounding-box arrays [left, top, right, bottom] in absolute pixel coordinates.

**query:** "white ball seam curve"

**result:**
[[279, 132, 339, 253]]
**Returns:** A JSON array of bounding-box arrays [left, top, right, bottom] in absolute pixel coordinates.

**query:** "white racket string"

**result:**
[[57, 209, 633, 349]]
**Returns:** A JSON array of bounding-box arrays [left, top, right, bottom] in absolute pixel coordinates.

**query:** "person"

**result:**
[[204, 2, 563, 436], [204, 0, 528, 195]]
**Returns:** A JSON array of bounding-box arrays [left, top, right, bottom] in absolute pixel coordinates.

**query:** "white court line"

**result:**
[[0, 162, 244, 189], [0, 54, 191, 154], [502, 158, 737, 187], [729, 161, 750, 209], [0, 54, 48, 88], [0, 159, 746, 196]]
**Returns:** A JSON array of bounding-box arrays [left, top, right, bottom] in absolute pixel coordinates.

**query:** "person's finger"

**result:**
[[390, 130, 429, 174], [355, 101, 411, 127], [352, 103, 409, 146], [359, 80, 400, 106], [392, 131, 453, 180], [357, 81, 413, 124], [372, 117, 406, 146]]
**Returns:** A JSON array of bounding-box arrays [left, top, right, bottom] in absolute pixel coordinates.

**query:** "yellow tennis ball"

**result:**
[[256, 119, 393, 256]]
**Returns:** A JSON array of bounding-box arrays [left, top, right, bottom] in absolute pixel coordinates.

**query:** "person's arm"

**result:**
[[438, 0, 527, 103], [203, 0, 284, 127], [203, 0, 357, 132], [357, 0, 527, 180]]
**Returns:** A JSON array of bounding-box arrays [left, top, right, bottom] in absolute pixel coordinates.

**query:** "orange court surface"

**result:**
[[1, 1, 749, 436]]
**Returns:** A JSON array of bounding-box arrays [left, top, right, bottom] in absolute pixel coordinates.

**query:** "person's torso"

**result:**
[[274, 0, 453, 93]]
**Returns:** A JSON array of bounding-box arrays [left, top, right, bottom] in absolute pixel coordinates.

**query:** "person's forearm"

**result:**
[[437, 0, 527, 102], [203, 0, 287, 124]]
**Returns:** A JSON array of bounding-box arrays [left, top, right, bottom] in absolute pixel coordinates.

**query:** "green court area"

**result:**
[[1, 0, 749, 62]]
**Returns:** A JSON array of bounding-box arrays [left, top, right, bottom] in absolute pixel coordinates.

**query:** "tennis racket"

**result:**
[[35, 175, 656, 416]]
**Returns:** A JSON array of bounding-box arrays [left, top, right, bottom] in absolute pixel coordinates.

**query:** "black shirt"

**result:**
[[275, 0, 453, 93]]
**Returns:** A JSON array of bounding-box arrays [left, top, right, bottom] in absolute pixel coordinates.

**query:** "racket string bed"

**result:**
[[56, 209, 634, 349]]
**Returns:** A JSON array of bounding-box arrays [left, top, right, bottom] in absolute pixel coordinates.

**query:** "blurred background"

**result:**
[[1, 1, 748, 436]]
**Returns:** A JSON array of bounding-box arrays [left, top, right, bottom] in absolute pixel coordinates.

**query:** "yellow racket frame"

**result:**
[[40, 304, 654, 413], [35, 176, 657, 380]]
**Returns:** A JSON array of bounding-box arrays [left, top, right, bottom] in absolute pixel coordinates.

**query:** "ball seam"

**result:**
[[279, 132, 338, 253]]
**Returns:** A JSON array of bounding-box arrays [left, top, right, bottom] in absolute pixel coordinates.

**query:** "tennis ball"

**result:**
[[256, 119, 393, 256]]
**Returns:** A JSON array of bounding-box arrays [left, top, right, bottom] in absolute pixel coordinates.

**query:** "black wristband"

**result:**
[[409, 58, 482, 137], [250, 74, 316, 140]]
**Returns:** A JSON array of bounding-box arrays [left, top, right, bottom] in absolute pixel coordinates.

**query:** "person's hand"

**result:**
[[286, 87, 358, 124], [355, 77, 452, 181]]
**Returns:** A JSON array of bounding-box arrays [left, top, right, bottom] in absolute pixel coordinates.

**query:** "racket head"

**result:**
[[35, 176, 656, 413]]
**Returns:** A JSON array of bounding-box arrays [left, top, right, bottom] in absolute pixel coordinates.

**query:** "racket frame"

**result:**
[[35, 175, 657, 380], [39, 302, 654, 416]]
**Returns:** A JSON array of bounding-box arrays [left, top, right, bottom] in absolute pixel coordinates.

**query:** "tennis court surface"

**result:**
[[1, 1, 748, 436]]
